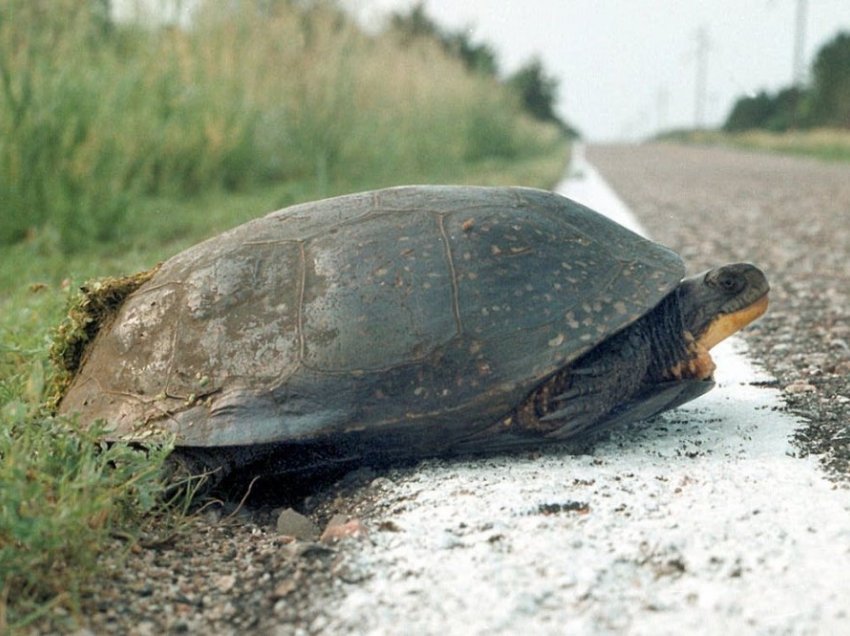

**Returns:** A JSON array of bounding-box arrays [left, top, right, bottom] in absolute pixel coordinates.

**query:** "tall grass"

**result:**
[[1, 0, 562, 252]]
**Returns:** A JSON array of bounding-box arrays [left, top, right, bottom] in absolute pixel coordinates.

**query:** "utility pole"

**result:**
[[693, 26, 710, 129], [656, 87, 669, 134], [792, 0, 808, 86]]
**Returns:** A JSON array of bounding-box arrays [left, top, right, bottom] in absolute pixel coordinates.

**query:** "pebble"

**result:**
[[276, 508, 319, 540], [784, 381, 817, 394], [320, 515, 369, 543], [370, 476, 395, 489], [272, 578, 298, 599], [216, 574, 236, 593]]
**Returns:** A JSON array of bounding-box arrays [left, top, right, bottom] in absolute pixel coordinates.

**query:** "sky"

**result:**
[[346, 0, 850, 141]]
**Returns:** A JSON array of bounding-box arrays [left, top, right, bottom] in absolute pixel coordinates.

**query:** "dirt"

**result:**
[[31, 143, 850, 635]]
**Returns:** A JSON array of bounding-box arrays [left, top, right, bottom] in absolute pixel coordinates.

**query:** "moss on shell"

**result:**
[[47, 265, 161, 410]]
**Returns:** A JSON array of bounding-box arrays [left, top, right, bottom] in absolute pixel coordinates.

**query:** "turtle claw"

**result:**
[[540, 409, 600, 439], [569, 365, 609, 377], [552, 387, 583, 402], [539, 396, 598, 422]]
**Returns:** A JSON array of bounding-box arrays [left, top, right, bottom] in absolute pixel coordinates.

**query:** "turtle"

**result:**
[[57, 185, 769, 489]]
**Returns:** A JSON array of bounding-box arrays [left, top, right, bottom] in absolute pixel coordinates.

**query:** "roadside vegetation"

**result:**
[[0, 0, 570, 628], [662, 31, 850, 162], [659, 127, 850, 162]]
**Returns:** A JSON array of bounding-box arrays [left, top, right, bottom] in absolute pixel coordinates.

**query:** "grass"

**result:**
[[0, 1, 570, 628], [659, 128, 850, 162], [1, 0, 564, 253]]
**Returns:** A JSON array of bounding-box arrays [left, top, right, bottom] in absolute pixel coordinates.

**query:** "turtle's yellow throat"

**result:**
[[669, 293, 769, 381]]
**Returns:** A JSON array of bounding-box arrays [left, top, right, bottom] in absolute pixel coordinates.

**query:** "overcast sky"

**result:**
[[348, 0, 850, 141]]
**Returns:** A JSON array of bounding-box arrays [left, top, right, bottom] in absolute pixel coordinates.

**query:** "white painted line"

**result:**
[[324, 153, 850, 635]]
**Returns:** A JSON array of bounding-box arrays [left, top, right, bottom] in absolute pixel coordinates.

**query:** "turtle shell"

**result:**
[[59, 186, 684, 447]]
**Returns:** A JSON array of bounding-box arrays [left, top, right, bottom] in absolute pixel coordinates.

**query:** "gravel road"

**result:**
[[586, 143, 850, 476], [37, 144, 850, 635]]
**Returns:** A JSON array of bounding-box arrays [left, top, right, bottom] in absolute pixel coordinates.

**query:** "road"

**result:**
[[61, 144, 850, 635]]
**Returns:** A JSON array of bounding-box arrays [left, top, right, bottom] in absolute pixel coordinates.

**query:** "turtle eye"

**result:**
[[713, 271, 743, 294], [704, 268, 744, 295]]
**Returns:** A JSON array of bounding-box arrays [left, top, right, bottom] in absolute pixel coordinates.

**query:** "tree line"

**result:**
[[390, 3, 577, 137], [724, 31, 850, 131]]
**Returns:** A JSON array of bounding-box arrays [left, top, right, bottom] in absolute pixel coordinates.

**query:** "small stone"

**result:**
[[378, 520, 402, 532], [201, 505, 223, 524], [272, 578, 298, 598], [276, 508, 319, 541], [216, 573, 236, 593], [320, 515, 369, 543], [134, 622, 156, 636], [370, 476, 395, 489], [784, 381, 817, 394], [829, 338, 849, 352]]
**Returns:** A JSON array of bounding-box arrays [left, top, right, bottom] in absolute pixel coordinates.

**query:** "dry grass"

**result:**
[[663, 128, 850, 162]]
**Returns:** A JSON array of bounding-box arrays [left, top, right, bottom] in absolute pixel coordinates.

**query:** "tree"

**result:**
[[390, 4, 574, 135], [390, 2, 498, 76], [807, 31, 850, 128], [443, 30, 498, 76], [768, 86, 806, 130], [724, 92, 774, 131], [507, 57, 570, 132], [723, 87, 807, 132]]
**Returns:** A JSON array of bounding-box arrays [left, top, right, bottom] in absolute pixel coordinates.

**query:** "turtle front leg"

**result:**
[[513, 327, 653, 440]]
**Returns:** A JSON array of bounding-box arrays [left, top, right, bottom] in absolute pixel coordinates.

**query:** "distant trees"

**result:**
[[507, 56, 576, 135], [724, 87, 805, 132], [390, 3, 498, 76], [808, 32, 850, 128], [390, 3, 574, 135], [723, 31, 850, 131]]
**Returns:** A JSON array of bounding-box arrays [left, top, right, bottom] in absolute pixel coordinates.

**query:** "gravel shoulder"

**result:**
[[36, 143, 850, 635]]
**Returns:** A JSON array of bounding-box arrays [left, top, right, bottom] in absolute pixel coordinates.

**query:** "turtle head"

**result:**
[[677, 262, 769, 351]]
